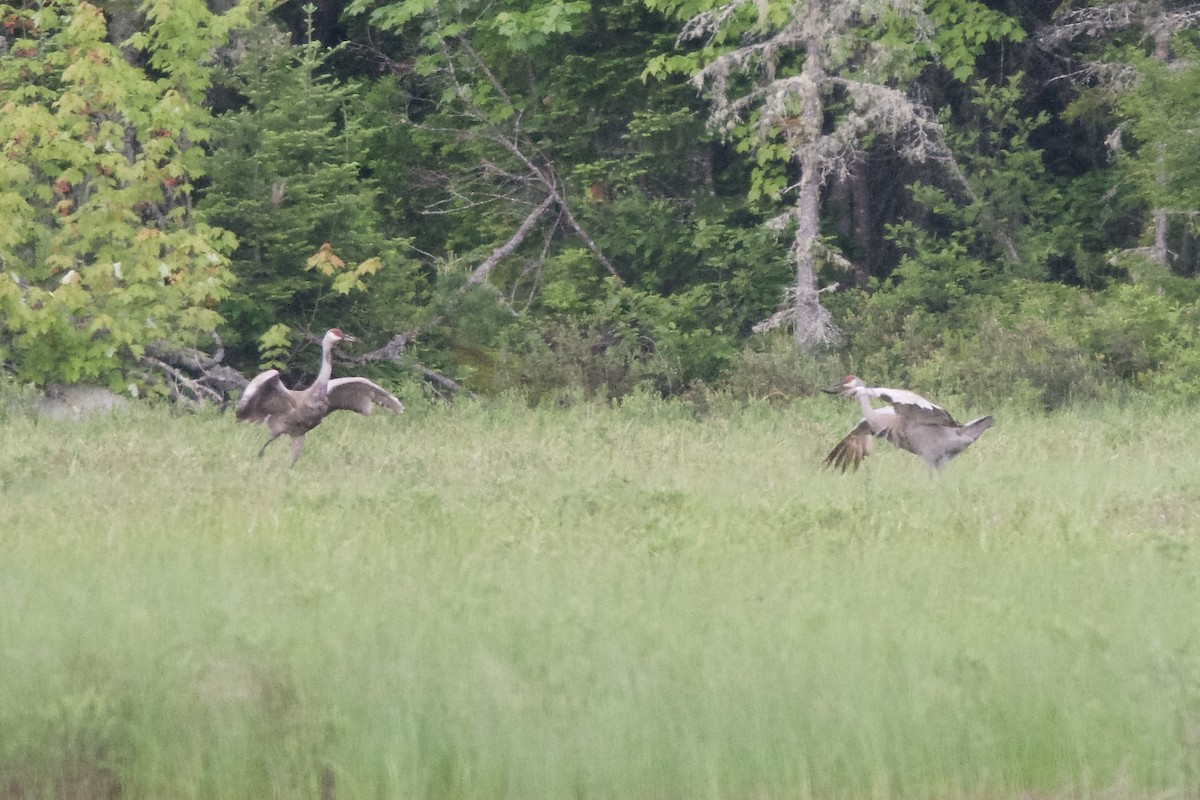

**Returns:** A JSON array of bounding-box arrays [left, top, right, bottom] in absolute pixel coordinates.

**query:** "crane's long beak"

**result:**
[[341, 333, 359, 342], [822, 382, 844, 395]]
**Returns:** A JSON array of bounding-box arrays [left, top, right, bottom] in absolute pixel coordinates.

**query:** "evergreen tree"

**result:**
[[199, 12, 422, 376], [1039, 0, 1200, 273], [649, 0, 1024, 352]]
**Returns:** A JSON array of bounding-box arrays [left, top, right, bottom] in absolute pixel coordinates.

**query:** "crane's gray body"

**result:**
[[236, 329, 404, 464], [824, 377, 993, 472]]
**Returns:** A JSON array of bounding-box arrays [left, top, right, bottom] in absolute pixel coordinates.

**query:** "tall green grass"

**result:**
[[2, 394, 1200, 798]]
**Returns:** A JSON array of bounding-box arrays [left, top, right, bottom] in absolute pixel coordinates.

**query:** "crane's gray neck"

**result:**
[[314, 335, 335, 389], [855, 389, 875, 419]]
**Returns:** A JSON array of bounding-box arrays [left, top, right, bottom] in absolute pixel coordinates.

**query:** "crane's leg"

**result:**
[[257, 431, 282, 458], [288, 435, 305, 466]]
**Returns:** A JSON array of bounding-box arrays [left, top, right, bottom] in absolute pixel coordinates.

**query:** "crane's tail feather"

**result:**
[[961, 415, 994, 442]]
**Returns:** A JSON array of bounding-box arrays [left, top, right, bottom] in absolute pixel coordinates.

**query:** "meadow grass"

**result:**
[[2, 393, 1200, 798]]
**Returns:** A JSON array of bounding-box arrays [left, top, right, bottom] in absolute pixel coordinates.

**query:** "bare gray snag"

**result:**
[[1037, 1, 1200, 48], [679, 0, 964, 350]]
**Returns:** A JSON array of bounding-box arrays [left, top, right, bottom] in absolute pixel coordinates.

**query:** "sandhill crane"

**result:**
[[822, 375, 993, 472], [236, 328, 404, 464]]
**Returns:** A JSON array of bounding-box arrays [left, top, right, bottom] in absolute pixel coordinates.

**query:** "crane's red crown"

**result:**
[[328, 328, 345, 339], [842, 375, 858, 384]]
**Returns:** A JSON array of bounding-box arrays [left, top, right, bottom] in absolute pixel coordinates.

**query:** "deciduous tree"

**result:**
[[0, 0, 253, 389]]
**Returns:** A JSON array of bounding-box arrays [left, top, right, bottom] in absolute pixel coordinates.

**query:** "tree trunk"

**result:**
[[1151, 19, 1171, 269], [850, 168, 873, 287], [790, 20, 837, 351], [792, 154, 836, 351]]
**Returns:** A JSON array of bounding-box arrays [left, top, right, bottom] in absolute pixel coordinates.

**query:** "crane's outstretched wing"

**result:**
[[873, 387, 961, 428], [823, 418, 875, 473], [327, 377, 405, 416], [867, 386, 937, 409], [236, 370, 296, 423], [824, 405, 908, 472]]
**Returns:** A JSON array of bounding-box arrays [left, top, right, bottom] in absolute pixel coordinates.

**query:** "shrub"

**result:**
[[717, 332, 840, 402], [494, 320, 687, 404], [0, 375, 41, 422], [910, 316, 1111, 411]]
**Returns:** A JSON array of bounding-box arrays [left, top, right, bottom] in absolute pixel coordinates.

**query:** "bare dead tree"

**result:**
[[682, 0, 964, 351]]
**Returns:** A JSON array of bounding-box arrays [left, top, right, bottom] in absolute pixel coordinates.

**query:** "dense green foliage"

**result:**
[[199, 21, 424, 372], [11, 5, 1200, 795], [4, 398, 1200, 797], [0, 0, 245, 387], [4, 0, 1200, 403]]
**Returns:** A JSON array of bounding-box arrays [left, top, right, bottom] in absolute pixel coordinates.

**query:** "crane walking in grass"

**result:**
[[822, 375, 993, 473], [236, 328, 404, 465]]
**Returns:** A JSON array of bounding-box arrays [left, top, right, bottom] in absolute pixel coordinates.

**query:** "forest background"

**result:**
[[4, 0, 1200, 412]]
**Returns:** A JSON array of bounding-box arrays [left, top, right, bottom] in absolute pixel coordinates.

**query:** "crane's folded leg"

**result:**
[[289, 435, 305, 466], [257, 431, 282, 458]]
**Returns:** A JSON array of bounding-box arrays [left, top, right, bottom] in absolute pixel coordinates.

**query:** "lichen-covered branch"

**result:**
[[680, 0, 970, 349], [465, 193, 557, 289]]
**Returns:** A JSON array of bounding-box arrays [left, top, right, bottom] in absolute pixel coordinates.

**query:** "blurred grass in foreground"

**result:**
[[2, 394, 1200, 799]]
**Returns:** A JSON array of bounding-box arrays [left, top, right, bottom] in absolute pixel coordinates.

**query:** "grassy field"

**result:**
[[3, 392, 1200, 799]]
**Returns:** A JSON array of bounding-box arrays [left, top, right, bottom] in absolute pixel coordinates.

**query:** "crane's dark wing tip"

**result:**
[[823, 421, 872, 473], [822, 448, 860, 473], [961, 415, 994, 441]]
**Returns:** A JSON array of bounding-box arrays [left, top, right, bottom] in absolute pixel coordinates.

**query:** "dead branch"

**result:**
[[355, 187, 559, 369], [459, 38, 513, 107], [138, 354, 227, 404], [144, 336, 249, 395], [487, 131, 621, 280], [1037, 1, 1143, 46], [352, 330, 416, 364], [560, 202, 620, 280], [413, 362, 477, 399], [465, 192, 556, 289], [346, 331, 476, 399]]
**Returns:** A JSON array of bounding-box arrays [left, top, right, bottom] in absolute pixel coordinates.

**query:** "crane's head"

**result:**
[[325, 328, 358, 345], [824, 374, 865, 397]]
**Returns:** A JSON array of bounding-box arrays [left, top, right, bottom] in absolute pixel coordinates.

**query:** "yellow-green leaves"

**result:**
[[306, 243, 384, 296], [305, 242, 348, 277], [256, 323, 293, 371], [0, 0, 250, 386], [332, 257, 385, 296], [490, 1, 588, 50]]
